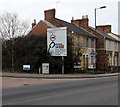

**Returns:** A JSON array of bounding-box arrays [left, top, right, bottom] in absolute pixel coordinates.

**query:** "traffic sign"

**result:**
[[50, 34, 56, 42], [23, 65, 30, 70]]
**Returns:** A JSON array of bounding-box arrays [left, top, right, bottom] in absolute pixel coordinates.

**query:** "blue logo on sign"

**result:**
[[23, 68, 30, 70], [55, 45, 58, 48]]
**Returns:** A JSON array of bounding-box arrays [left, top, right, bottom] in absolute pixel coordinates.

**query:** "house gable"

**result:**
[[28, 20, 56, 36]]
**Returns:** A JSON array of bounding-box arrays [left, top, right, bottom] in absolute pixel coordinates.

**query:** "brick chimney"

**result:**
[[44, 9, 56, 21], [71, 15, 89, 27], [32, 19, 36, 28], [96, 25, 111, 33]]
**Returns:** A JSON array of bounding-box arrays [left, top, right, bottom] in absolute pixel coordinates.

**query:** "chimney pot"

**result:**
[[82, 15, 88, 19], [34, 19, 36, 24], [72, 17, 74, 21]]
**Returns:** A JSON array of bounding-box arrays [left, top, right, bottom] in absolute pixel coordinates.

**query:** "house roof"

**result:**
[[110, 33, 120, 38], [54, 18, 97, 39], [89, 26, 119, 42]]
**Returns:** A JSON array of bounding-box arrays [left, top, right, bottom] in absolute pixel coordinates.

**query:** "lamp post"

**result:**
[[95, 6, 106, 29], [94, 6, 106, 74]]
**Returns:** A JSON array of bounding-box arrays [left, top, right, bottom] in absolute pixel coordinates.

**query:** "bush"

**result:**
[[2, 35, 74, 74]]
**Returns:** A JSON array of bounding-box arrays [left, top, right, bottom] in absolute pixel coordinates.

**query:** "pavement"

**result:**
[[1, 72, 120, 79]]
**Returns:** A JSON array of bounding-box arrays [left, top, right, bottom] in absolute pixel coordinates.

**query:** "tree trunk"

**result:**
[[12, 49, 14, 72], [11, 39, 14, 72]]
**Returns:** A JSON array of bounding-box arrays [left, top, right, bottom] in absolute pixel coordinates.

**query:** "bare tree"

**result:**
[[0, 12, 30, 71]]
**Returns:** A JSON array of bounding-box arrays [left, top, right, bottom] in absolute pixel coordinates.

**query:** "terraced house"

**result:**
[[96, 25, 120, 68], [102, 26, 120, 67], [28, 9, 97, 71], [71, 16, 120, 71]]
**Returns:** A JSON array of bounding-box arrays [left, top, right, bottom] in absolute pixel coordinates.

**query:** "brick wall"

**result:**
[[71, 16, 110, 70], [48, 19, 62, 27], [71, 15, 89, 27], [28, 9, 61, 36], [96, 50, 108, 70], [28, 21, 52, 36], [96, 25, 111, 33], [84, 27, 105, 49], [44, 9, 56, 21]]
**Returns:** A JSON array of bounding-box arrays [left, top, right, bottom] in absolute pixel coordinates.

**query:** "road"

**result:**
[[2, 76, 118, 105]]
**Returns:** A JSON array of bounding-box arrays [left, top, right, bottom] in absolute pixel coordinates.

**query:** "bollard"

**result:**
[[39, 68, 41, 74]]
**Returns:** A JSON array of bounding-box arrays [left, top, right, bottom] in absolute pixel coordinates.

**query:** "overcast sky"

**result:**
[[0, 0, 119, 34]]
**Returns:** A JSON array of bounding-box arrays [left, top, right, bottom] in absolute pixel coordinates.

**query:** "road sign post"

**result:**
[[62, 56, 64, 74], [39, 67, 41, 74], [90, 52, 97, 74]]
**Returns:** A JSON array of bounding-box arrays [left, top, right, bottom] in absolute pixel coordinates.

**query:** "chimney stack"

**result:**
[[32, 19, 36, 28], [44, 9, 56, 21], [96, 25, 111, 33], [80, 15, 89, 27], [71, 15, 89, 27]]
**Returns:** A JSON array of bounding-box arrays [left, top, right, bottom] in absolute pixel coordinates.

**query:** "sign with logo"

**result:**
[[23, 65, 30, 70], [47, 27, 67, 56], [90, 52, 97, 56], [42, 63, 49, 74]]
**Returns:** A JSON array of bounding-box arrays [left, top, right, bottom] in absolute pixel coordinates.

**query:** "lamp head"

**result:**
[[100, 6, 106, 9]]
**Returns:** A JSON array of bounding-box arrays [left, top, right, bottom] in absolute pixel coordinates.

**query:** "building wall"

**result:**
[[105, 39, 118, 52], [78, 27, 106, 70], [71, 16, 120, 70], [96, 25, 111, 33], [28, 9, 98, 71], [70, 31, 96, 70], [81, 48, 96, 69], [96, 50, 109, 70], [28, 21, 52, 36], [119, 42, 120, 66], [107, 33, 120, 66], [107, 33, 120, 40], [85, 27, 105, 49]]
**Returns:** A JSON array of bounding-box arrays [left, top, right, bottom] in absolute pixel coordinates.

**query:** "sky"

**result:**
[[0, 0, 119, 34]]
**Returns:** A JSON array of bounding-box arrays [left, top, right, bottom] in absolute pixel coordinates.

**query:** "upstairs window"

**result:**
[[114, 42, 118, 50], [107, 40, 111, 49], [91, 39, 94, 48], [86, 38, 89, 47]]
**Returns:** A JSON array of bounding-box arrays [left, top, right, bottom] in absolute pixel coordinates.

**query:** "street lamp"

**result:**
[[95, 6, 106, 29], [94, 6, 106, 74]]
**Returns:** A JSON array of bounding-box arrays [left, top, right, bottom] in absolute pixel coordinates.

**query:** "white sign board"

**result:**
[[47, 27, 67, 56], [42, 63, 49, 74], [23, 65, 30, 70]]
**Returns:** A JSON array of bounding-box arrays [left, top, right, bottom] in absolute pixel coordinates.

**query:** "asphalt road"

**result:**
[[2, 76, 118, 105]]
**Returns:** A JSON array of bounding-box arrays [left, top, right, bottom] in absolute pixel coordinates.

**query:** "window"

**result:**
[[107, 40, 111, 49], [91, 39, 94, 48], [90, 55, 96, 69], [114, 42, 117, 50], [86, 38, 89, 47], [90, 56, 94, 65]]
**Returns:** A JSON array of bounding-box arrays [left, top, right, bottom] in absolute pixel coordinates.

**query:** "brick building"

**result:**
[[28, 9, 97, 70], [105, 27, 120, 67], [71, 16, 120, 70]]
